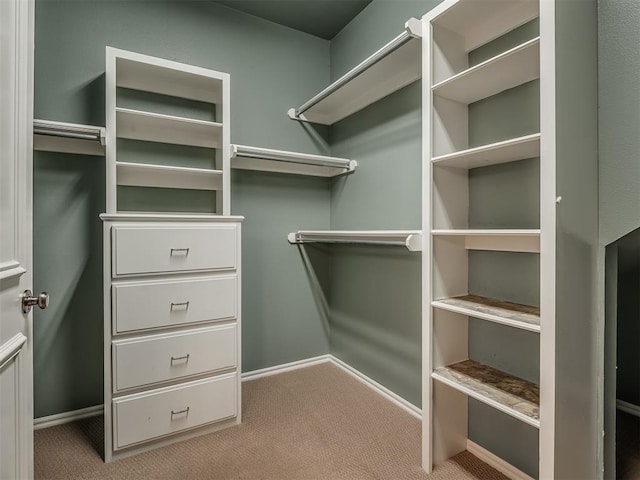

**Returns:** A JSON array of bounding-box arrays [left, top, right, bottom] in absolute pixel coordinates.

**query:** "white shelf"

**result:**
[[432, 133, 540, 169], [433, 37, 540, 104], [288, 230, 422, 251], [432, 360, 540, 428], [431, 229, 540, 253], [230, 144, 356, 177], [116, 162, 223, 191], [116, 107, 222, 148], [288, 18, 422, 125], [432, 295, 540, 332], [430, 0, 539, 51], [33, 119, 105, 156]]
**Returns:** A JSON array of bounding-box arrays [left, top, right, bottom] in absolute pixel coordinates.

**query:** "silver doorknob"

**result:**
[[22, 290, 49, 314]]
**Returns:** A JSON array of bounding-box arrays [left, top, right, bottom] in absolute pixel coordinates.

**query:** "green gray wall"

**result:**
[[33, 0, 332, 418]]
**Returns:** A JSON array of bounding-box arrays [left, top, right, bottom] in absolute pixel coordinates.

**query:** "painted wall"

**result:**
[[33, 0, 332, 417]]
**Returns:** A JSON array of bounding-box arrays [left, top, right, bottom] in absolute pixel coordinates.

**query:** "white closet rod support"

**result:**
[[288, 230, 422, 252], [33, 119, 106, 145], [231, 144, 356, 172], [288, 17, 422, 120]]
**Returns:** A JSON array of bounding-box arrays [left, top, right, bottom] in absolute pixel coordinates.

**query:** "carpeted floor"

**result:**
[[34, 363, 506, 479]]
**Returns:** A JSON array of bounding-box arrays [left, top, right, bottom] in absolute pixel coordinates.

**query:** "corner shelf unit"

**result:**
[[33, 119, 106, 156], [288, 230, 422, 252], [106, 47, 230, 214], [230, 144, 356, 177], [288, 18, 422, 125], [422, 0, 554, 478]]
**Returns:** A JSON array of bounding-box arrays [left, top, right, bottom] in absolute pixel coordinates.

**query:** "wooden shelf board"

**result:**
[[431, 133, 540, 169], [433, 37, 540, 104], [116, 162, 223, 191], [116, 107, 222, 148], [432, 360, 540, 428], [432, 295, 540, 332], [431, 229, 540, 253]]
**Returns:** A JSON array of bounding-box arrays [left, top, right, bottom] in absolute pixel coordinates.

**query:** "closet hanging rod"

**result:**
[[289, 17, 422, 119], [231, 144, 356, 171], [288, 230, 422, 252], [33, 119, 106, 145]]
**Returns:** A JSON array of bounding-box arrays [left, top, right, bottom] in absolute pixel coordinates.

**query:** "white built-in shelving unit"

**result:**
[[33, 119, 106, 156], [288, 18, 423, 125], [288, 230, 422, 252], [422, 0, 553, 477]]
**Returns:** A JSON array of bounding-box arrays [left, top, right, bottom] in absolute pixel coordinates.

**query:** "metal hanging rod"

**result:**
[[231, 144, 356, 172], [288, 230, 423, 252], [289, 17, 422, 120], [33, 119, 106, 145]]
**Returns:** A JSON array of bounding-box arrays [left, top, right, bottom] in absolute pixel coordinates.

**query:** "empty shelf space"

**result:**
[[289, 18, 421, 125], [431, 133, 540, 169], [116, 108, 222, 148], [288, 230, 422, 251], [116, 162, 223, 190], [230, 144, 356, 177], [432, 360, 539, 428], [433, 37, 540, 104], [33, 119, 105, 156], [432, 295, 540, 332], [431, 229, 540, 253]]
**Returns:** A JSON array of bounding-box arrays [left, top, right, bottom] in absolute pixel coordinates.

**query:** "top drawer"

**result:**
[[112, 225, 237, 277]]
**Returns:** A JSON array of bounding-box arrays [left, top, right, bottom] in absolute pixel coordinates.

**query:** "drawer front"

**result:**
[[113, 225, 237, 276], [113, 275, 237, 333], [113, 373, 237, 450], [113, 324, 237, 392]]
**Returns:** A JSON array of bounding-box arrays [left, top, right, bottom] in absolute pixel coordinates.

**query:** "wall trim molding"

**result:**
[[240, 354, 332, 381], [33, 404, 104, 430], [616, 399, 640, 418], [466, 440, 534, 480]]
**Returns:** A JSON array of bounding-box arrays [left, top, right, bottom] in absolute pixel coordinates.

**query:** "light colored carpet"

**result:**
[[34, 363, 507, 479]]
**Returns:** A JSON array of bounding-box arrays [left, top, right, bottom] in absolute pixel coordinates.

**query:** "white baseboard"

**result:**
[[33, 404, 104, 430], [241, 354, 332, 381], [466, 440, 534, 480], [616, 399, 640, 418]]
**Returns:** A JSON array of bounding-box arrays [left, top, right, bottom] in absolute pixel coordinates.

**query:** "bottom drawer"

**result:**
[[113, 373, 237, 450]]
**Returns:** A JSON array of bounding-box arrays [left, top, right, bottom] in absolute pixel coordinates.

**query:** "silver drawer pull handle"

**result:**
[[171, 407, 190, 417], [170, 301, 190, 310], [170, 354, 190, 363], [170, 248, 190, 256]]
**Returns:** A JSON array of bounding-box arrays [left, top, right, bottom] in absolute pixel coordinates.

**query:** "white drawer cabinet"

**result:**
[[102, 215, 242, 462], [113, 373, 238, 449]]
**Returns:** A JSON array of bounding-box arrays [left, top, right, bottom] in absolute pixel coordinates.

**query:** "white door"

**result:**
[[0, 0, 36, 478]]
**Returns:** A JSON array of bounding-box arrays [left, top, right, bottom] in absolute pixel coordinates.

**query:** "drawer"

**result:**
[[113, 275, 237, 334], [112, 225, 237, 277], [113, 324, 237, 392], [113, 373, 237, 450]]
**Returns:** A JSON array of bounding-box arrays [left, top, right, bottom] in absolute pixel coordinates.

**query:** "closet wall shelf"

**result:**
[[288, 230, 422, 251], [432, 37, 540, 105], [288, 17, 422, 126], [432, 360, 540, 428], [33, 119, 106, 156], [432, 133, 540, 169], [432, 295, 540, 332], [230, 144, 357, 177], [431, 229, 540, 253], [116, 107, 222, 148], [116, 162, 223, 190]]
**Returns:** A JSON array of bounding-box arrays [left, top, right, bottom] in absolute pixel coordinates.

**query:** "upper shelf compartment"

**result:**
[[430, 0, 539, 52], [231, 144, 356, 177], [288, 18, 422, 126], [432, 37, 540, 104]]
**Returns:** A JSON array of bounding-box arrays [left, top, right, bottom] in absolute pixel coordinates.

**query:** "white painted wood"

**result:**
[[115, 107, 222, 148], [112, 225, 237, 276], [289, 230, 422, 251], [100, 213, 244, 222], [432, 133, 540, 169], [433, 37, 540, 104], [105, 47, 118, 213], [291, 19, 422, 125], [432, 96, 469, 157], [431, 24, 468, 87], [0, 0, 34, 477], [113, 373, 237, 450], [113, 275, 237, 334], [432, 164, 468, 230], [432, 310, 468, 370], [466, 440, 535, 480], [33, 119, 105, 156], [432, 229, 541, 253], [113, 324, 237, 392], [241, 355, 332, 381], [34, 405, 104, 430], [116, 162, 223, 191], [432, 379, 468, 465]]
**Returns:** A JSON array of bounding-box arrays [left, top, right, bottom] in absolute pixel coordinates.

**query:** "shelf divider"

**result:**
[[288, 230, 422, 251], [116, 162, 223, 191], [432, 359, 540, 428]]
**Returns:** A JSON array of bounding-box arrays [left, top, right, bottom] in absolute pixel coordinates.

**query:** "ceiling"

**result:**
[[215, 0, 373, 40]]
